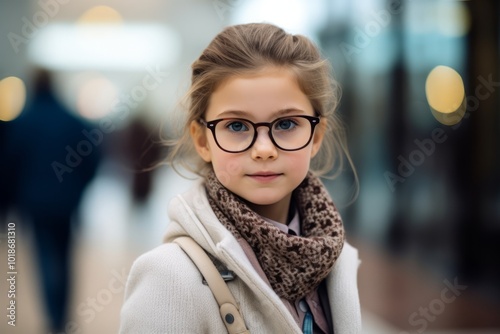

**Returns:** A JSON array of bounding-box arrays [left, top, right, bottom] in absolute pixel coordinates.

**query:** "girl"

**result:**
[[120, 23, 361, 333]]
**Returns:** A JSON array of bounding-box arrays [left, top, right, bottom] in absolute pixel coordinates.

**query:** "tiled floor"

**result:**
[[1, 167, 498, 334]]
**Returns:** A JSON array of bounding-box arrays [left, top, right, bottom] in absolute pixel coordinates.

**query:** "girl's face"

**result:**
[[191, 66, 325, 223]]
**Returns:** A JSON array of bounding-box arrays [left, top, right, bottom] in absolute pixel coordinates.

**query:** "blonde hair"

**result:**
[[166, 23, 356, 182]]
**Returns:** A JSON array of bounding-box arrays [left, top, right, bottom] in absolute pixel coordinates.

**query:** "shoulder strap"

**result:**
[[173, 236, 250, 334]]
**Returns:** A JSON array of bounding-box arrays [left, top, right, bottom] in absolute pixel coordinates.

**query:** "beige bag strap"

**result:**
[[174, 236, 250, 334]]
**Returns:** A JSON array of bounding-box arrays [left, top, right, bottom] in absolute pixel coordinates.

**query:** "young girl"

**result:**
[[120, 23, 361, 333]]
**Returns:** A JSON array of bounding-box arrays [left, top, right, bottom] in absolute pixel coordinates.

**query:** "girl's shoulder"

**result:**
[[127, 242, 198, 283]]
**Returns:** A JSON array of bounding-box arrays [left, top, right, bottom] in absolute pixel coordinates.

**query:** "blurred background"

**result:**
[[0, 0, 498, 333]]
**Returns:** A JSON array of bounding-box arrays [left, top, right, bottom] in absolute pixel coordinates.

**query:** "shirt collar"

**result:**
[[260, 210, 300, 236]]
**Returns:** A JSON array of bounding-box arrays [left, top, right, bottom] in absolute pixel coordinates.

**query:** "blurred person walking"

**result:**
[[4, 69, 101, 332]]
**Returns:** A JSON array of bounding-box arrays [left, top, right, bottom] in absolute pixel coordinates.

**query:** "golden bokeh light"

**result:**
[[0, 76, 27, 122], [78, 5, 123, 24], [425, 65, 466, 125]]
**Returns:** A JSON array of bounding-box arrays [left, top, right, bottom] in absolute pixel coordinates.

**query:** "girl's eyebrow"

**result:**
[[216, 108, 307, 119]]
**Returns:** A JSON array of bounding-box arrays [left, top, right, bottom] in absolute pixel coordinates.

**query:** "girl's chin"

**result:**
[[240, 195, 288, 208]]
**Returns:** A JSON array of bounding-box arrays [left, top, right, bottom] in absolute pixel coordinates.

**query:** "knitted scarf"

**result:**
[[205, 170, 345, 301]]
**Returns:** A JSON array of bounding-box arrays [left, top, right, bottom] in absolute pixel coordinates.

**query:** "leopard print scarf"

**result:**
[[205, 170, 345, 301]]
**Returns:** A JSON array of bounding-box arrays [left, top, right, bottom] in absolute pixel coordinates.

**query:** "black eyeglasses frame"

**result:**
[[198, 115, 321, 153]]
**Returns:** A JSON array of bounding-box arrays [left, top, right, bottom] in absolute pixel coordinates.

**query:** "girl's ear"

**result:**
[[190, 120, 212, 162], [311, 118, 327, 158]]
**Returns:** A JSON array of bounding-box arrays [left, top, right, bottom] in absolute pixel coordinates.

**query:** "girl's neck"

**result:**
[[246, 194, 294, 225]]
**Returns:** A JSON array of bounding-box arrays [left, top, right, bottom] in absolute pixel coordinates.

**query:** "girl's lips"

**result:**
[[247, 173, 282, 182]]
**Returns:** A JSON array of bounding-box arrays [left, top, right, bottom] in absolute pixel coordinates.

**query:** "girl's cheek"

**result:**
[[212, 155, 244, 183], [225, 159, 244, 176]]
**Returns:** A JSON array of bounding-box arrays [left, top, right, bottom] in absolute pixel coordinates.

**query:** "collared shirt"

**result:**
[[262, 210, 301, 235]]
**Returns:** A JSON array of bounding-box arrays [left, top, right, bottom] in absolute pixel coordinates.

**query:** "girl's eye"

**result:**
[[275, 119, 297, 130], [227, 121, 249, 132]]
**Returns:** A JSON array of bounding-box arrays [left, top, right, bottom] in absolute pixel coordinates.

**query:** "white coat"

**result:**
[[120, 181, 362, 333]]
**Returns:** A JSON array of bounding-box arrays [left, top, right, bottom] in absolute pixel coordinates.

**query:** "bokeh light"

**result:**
[[78, 5, 123, 24], [436, 1, 471, 37], [231, 0, 325, 38], [76, 73, 118, 119], [28, 23, 180, 71], [0, 76, 27, 122], [425, 65, 466, 125]]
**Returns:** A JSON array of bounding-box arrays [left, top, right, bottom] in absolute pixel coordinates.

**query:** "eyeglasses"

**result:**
[[199, 115, 320, 153]]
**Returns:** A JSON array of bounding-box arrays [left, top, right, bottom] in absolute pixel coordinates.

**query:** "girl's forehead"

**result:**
[[206, 68, 313, 120], [211, 67, 304, 102]]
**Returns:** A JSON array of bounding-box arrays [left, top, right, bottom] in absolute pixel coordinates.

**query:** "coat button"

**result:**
[[225, 313, 234, 324]]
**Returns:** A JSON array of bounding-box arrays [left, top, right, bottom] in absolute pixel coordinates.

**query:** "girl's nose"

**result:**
[[250, 128, 278, 160]]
